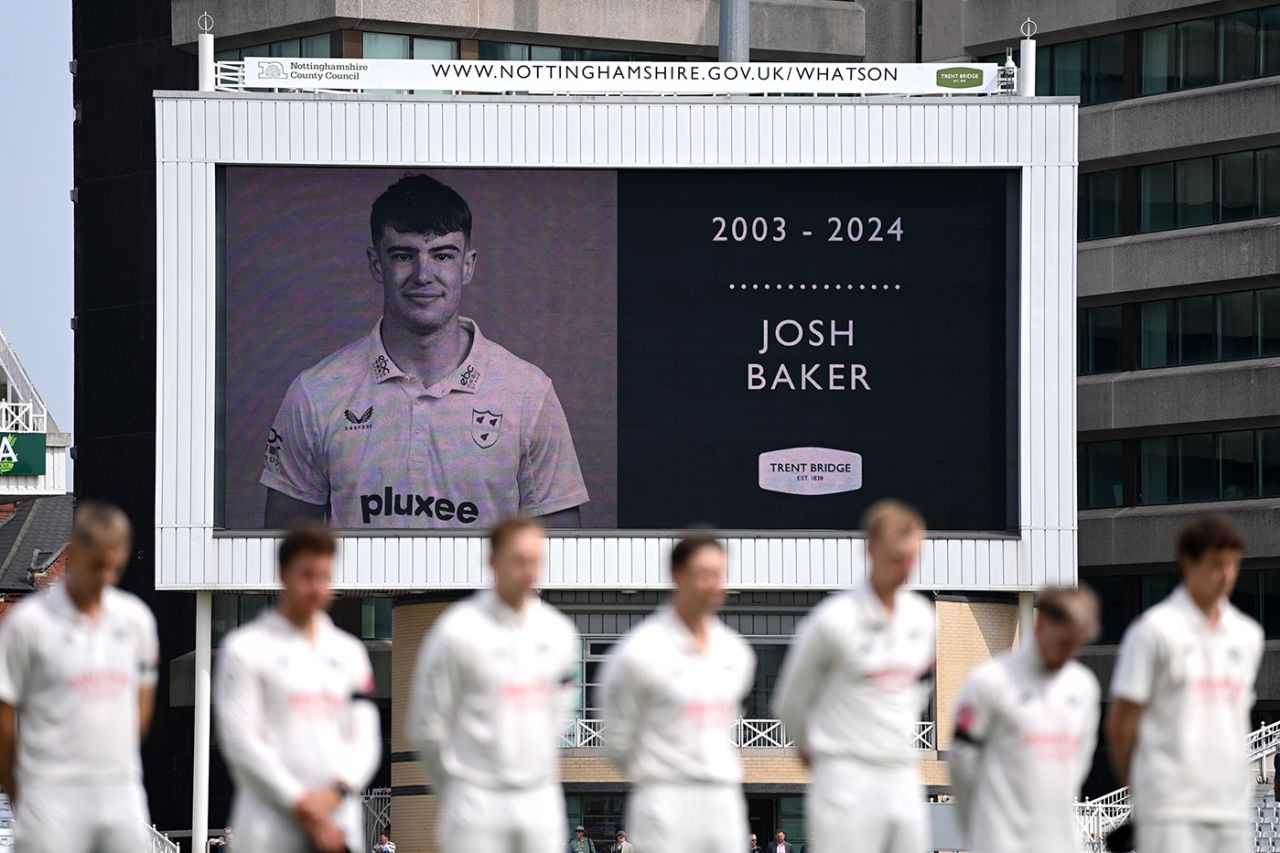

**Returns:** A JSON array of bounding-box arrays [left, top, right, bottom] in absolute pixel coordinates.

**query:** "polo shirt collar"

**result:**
[[1170, 583, 1228, 632], [659, 605, 720, 654], [266, 607, 335, 638], [481, 589, 537, 626], [366, 317, 491, 396], [854, 582, 898, 627], [49, 582, 111, 625]]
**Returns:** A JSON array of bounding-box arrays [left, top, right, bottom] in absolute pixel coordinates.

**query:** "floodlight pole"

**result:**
[[719, 0, 750, 62]]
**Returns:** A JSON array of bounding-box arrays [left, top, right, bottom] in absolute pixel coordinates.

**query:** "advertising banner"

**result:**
[[240, 58, 1000, 96], [0, 433, 46, 477], [221, 166, 1016, 532]]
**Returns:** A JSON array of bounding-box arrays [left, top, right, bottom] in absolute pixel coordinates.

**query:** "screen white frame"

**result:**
[[154, 92, 1077, 591]]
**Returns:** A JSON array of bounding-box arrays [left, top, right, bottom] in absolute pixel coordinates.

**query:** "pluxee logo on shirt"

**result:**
[[359, 487, 481, 525]]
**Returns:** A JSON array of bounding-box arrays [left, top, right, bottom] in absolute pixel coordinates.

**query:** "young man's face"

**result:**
[[673, 545, 727, 615], [775, 833, 785, 843], [66, 541, 129, 594], [280, 551, 334, 616], [490, 527, 544, 601], [1181, 546, 1242, 605], [1034, 612, 1084, 672], [369, 227, 476, 337], [867, 528, 923, 590]]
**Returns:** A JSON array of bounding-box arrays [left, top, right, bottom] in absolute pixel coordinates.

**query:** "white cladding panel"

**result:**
[[154, 93, 1078, 591], [0, 447, 68, 498]]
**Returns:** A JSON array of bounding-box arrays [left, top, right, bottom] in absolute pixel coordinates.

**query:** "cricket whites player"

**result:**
[[774, 500, 936, 853], [215, 527, 381, 853], [600, 535, 756, 853], [949, 587, 1101, 853], [407, 517, 580, 853], [0, 502, 159, 853], [261, 173, 588, 530], [1107, 516, 1263, 853]]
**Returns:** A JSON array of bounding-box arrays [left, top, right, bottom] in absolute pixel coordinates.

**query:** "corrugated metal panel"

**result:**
[[154, 95, 1077, 591]]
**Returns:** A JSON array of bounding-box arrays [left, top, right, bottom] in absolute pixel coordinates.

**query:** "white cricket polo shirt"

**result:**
[[215, 609, 381, 811], [1111, 585, 1263, 824], [600, 607, 756, 785], [774, 584, 936, 769], [949, 642, 1100, 853], [261, 317, 589, 528], [407, 590, 580, 791], [0, 584, 159, 787]]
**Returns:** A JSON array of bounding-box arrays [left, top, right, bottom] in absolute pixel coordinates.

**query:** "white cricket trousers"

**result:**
[[438, 781, 567, 853], [229, 790, 364, 853], [15, 783, 150, 853], [806, 761, 926, 853], [626, 783, 748, 853], [1137, 820, 1251, 853]]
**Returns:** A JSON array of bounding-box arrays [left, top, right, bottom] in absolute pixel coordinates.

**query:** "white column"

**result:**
[[1018, 20, 1038, 97], [1017, 591, 1035, 645], [198, 32, 215, 92], [192, 591, 213, 853]]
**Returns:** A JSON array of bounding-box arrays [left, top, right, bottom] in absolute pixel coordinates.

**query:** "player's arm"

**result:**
[[137, 603, 161, 738], [214, 638, 309, 811], [407, 626, 462, 790], [772, 610, 833, 759], [1075, 680, 1101, 792], [947, 672, 992, 837], [265, 489, 327, 528], [1106, 623, 1158, 786], [0, 703, 16, 804], [518, 382, 589, 523], [338, 648, 382, 793], [599, 645, 643, 772], [0, 614, 30, 804]]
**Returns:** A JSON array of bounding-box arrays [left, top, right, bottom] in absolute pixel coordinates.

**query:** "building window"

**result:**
[[1080, 440, 1124, 509], [215, 34, 331, 61], [1132, 146, 1280, 235], [212, 593, 275, 646], [361, 598, 392, 640], [1132, 428, 1280, 505], [778, 797, 807, 846], [1079, 170, 1123, 240], [1088, 569, 1280, 642], [1131, 287, 1280, 369], [1079, 305, 1124, 374], [479, 41, 677, 62]]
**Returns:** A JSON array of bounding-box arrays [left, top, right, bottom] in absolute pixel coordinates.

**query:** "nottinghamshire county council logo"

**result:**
[[344, 406, 374, 431], [936, 67, 984, 89], [0, 435, 18, 475], [260, 61, 287, 80]]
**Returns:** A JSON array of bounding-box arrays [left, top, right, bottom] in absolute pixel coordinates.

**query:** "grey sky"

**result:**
[[0, 2, 73, 480]]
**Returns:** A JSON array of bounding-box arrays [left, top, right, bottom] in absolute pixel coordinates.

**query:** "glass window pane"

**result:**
[[1260, 570, 1280, 639], [1259, 147, 1280, 216], [1178, 19, 1216, 89], [215, 49, 240, 61], [1088, 34, 1125, 104], [1219, 430, 1258, 500], [581, 49, 632, 61], [1232, 569, 1262, 629], [361, 598, 393, 640], [1140, 300, 1177, 367], [1053, 41, 1085, 98], [413, 37, 458, 60], [241, 44, 270, 58], [1084, 170, 1123, 239], [1218, 290, 1257, 360], [270, 39, 301, 58], [1140, 436, 1177, 504], [1178, 294, 1215, 364], [1219, 10, 1259, 83], [1261, 428, 1280, 496], [1176, 157, 1213, 227], [1179, 432, 1216, 502], [301, 34, 331, 58], [1260, 288, 1280, 356], [1263, 7, 1280, 77], [1036, 48, 1052, 95], [1141, 25, 1177, 94], [1085, 305, 1124, 373], [1140, 162, 1176, 232], [479, 41, 529, 60], [1084, 441, 1124, 509], [531, 45, 576, 60], [363, 32, 411, 59], [1216, 151, 1257, 222], [1141, 574, 1178, 610]]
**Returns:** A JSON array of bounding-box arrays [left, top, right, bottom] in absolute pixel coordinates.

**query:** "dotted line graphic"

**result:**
[[727, 283, 903, 291]]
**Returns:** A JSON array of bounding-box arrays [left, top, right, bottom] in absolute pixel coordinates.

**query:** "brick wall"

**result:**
[[935, 599, 1018, 751]]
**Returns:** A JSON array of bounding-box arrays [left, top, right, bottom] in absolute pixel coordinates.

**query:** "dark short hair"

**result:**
[[1178, 515, 1245, 561], [370, 174, 472, 246], [278, 526, 337, 571], [670, 534, 724, 574], [489, 516, 543, 555]]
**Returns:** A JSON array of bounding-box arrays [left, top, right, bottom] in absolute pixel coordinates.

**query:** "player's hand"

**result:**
[[293, 786, 343, 826], [307, 819, 347, 853], [798, 749, 811, 769]]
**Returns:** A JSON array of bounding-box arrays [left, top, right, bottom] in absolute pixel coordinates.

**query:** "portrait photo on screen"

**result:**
[[221, 166, 619, 530]]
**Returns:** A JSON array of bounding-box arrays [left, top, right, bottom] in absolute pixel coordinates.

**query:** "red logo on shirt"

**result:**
[[1021, 730, 1082, 761], [286, 690, 345, 719], [682, 699, 734, 726], [1192, 675, 1245, 704], [67, 669, 132, 701], [501, 679, 552, 710]]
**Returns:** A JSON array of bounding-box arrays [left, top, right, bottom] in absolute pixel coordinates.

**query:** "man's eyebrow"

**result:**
[[385, 242, 463, 254]]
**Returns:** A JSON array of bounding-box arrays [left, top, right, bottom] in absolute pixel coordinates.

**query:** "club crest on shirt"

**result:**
[[472, 409, 503, 449]]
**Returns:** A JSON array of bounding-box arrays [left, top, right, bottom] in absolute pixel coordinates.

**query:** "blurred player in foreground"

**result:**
[[774, 500, 936, 853], [216, 527, 381, 852], [949, 586, 1101, 853], [600, 535, 756, 853], [1107, 516, 1263, 853], [408, 517, 579, 853], [0, 502, 159, 853]]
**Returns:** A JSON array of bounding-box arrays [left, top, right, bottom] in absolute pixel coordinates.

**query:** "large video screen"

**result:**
[[221, 166, 1017, 532]]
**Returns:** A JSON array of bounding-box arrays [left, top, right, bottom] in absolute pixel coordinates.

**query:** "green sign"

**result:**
[[0, 433, 46, 476], [936, 67, 984, 89]]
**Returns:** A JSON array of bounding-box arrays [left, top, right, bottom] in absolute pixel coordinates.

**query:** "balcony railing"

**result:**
[[560, 718, 936, 751], [146, 825, 179, 853], [0, 402, 46, 433]]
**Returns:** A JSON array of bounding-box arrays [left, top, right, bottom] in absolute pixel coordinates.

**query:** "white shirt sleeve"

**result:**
[[517, 381, 589, 517], [772, 609, 833, 750], [406, 625, 461, 790], [1075, 674, 1102, 792], [1111, 621, 1160, 706], [947, 667, 994, 838], [0, 611, 31, 707], [555, 621, 583, 729], [599, 643, 643, 774], [214, 636, 307, 809], [259, 374, 328, 506], [338, 642, 382, 791], [134, 603, 161, 688]]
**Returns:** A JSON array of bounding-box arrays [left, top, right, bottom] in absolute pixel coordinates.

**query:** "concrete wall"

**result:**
[[1079, 499, 1280, 567], [172, 0, 866, 59], [862, 0, 916, 61]]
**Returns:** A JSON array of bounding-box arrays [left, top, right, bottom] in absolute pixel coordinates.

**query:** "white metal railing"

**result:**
[[0, 402, 45, 433], [362, 787, 391, 851], [560, 717, 935, 751], [213, 61, 245, 91], [146, 824, 179, 853]]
